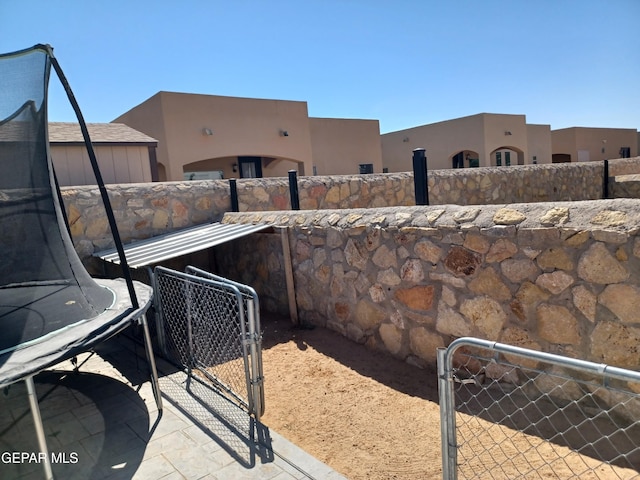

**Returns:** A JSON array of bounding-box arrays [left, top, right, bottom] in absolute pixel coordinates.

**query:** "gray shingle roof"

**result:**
[[48, 122, 157, 145]]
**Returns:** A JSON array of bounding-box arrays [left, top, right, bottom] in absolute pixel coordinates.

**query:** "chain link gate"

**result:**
[[438, 337, 640, 479], [153, 266, 264, 419]]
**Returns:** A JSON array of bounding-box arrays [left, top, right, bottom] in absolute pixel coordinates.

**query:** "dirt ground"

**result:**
[[258, 315, 640, 480], [259, 315, 442, 479]]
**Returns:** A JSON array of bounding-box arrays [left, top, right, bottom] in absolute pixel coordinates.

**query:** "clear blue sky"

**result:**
[[1, 1, 638, 133]]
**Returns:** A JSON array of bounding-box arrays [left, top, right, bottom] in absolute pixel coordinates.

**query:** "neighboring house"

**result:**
[[551, 127, 638, 163], [113, 91, 383, 181], [381, 113, 553, 172], [49, 122, 158, 186]]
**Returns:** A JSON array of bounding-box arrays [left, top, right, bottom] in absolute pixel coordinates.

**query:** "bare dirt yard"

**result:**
[[258, 315, 640, 480], [259, 315, 442, 479]]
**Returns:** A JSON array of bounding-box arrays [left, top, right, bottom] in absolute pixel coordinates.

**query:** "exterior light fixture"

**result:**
[[280, 130, 289, 137], [232, 163, 238, 173], [504, 131, 512, 136], [202, 128, 213, 136], [402, 137, 409, 142]]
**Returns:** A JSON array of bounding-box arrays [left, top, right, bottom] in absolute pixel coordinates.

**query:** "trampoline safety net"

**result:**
[[0, 45, 114, 355]]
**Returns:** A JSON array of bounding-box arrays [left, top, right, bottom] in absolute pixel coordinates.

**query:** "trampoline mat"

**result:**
[[0, 282, 114, 354], [0, 278, 152, 387]]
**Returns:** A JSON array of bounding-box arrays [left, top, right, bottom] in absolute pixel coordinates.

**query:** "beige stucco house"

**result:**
[[113, 91, 383, 181], [551, 127, 638, 163], [50, 96, 637, 186], [381, 113, 553, 172], [49, 122, 158, 186]]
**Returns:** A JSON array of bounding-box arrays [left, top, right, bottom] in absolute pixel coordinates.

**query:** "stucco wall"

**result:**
[[526, 124, 552, 165], [552, 127, 639, 163], [220, 200, 640, 374], [309, 117, 383, 175], [381, 113, 548, 171], [115, 92, 315, 181]]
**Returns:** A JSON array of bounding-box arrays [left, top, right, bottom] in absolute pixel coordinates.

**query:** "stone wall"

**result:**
[[221, 199, 640, 373], [64, 158, 640, 257], [608, 156, 640, 176], [611, 174, 640, 199]]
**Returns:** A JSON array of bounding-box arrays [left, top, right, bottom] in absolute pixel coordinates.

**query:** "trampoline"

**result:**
[[0, 45, 161, 479]]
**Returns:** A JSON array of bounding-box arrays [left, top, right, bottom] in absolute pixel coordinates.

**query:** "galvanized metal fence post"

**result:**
[[413, 148, 429, 205], [438, 347, 457, 480], [288, 169, 300, 210], [246, 298, 263, 420]]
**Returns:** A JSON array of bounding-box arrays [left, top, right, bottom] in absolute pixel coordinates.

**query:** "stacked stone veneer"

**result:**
[[62, 158, 640, 258], [221, 199, 640, 373]]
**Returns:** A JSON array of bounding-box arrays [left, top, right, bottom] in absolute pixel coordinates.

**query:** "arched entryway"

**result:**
[[490, 146, 525, 166], [182, 155, 305, 180], [450, 150, 480, 168]]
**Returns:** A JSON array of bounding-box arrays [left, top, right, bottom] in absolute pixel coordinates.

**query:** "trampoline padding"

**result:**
[[0, 278, 152, 387]]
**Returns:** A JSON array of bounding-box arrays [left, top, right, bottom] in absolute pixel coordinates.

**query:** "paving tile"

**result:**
[[1, 335, 344, 480], [129, 455, 178, 480], [45, 410, 92, 446], [128, 408, 189, 442], [76, 410, 107, 436], [80, 423, 146, 462], [143, 430, 198, 459], [211, 459, 284, 480], [158, 471, 187, 480], [268, 433, 348, 480], [270, 472, 301, 480], [162, 443, 227, 478]]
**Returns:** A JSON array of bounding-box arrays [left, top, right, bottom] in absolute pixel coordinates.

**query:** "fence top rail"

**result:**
[[185, 266, 258, 303], [154, 266, 246, 307], [445, 337, 640, 385]]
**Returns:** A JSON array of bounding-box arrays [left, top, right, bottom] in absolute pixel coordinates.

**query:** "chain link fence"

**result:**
[[438, 337, 640, 479], [153, 266, 264, 419]]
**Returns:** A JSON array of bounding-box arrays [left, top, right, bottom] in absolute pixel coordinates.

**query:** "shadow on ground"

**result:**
[[0, 369, 150, 480], [260, 313, 440, 403]]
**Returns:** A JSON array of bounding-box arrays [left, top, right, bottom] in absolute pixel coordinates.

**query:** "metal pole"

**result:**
[[412, 148, 429, 205], [603, 159, 609, 199], [437, 347, 457, 480], [247, 298, 262, 420], [280, 227, 299, 326], [229, 179, 239, 212], [26, 376, 54, 480], [140, 313, 163, 411], [288, 170, 300, 210]]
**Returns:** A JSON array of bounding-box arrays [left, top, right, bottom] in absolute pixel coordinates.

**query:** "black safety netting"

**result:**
[[0, 46, 114, 356]]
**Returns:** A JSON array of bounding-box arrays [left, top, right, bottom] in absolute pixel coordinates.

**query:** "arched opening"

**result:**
[[182, 155, 305, 180], [450, 150, 480, 168], [552, 153, 572, 163], [490, 146, 524, 167]]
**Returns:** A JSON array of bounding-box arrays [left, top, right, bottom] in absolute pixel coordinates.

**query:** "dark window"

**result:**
[[238, 156, 263, 178], [452, 152, 464, 169], [359, 163, 374, 174]]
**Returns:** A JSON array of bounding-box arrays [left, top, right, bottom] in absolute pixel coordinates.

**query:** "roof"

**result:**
[[94, 222, 273, 269], [48, 122, 157, 145]]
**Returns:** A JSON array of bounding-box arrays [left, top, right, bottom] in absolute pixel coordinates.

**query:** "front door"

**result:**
[[238, 156, 263, 178]]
